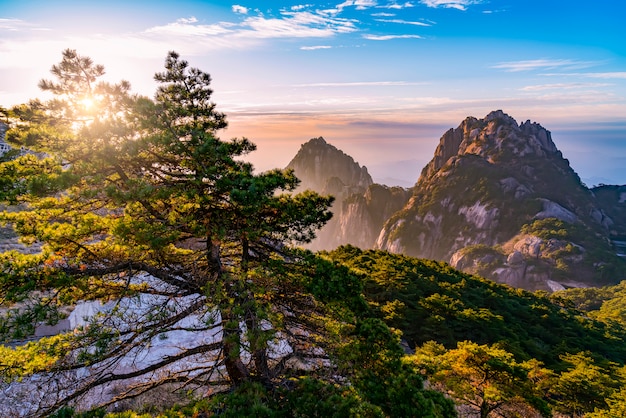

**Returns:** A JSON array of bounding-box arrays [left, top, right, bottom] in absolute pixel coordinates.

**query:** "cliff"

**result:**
[[377, 110, 625, 291], [286, 137, 409, 250]]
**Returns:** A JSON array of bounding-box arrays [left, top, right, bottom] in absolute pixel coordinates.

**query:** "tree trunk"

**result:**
[[223, 333, 250, 385], [206, 237, 250, 384], [480, 402, 490, 418]]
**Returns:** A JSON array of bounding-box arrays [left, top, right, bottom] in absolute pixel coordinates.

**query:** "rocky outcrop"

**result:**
[[339, 184, 410, 249], [377, 110, 626, 291], [286, 137, 409, 250], [592, 184, 626, 237], [287, 137, 372, 199], [284, 113, 625, 291]]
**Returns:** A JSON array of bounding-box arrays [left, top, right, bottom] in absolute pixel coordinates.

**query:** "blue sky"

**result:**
[[1, 0, 625, 186]]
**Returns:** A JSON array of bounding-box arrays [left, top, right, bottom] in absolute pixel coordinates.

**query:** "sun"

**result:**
[[80, 96, 95, 110]]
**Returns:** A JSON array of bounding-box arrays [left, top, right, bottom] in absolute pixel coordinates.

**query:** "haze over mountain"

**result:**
[[287, 137, 410, 251], [289, 111, 626, 292]]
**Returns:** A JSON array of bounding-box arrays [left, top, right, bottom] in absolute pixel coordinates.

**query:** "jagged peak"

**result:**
[[306, 136, 327, 146], [287, 137, 373, 192], [484, 109, 518, 126], [419, 111, 562, 182]]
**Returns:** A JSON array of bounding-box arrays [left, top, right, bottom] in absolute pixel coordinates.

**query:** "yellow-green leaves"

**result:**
[[0, 334, 73, 382]]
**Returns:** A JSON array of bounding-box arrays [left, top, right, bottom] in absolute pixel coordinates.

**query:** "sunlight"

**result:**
[[80, 96, 95, 110]]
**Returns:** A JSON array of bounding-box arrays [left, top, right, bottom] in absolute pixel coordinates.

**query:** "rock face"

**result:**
[[376, 110, 626, 291], [287, 137, 372, 197], [286, 137, 409, 250], [592, 184, 626, 258]]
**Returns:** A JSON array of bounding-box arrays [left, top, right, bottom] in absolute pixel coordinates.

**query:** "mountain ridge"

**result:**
[[288, 111, 626, 291]]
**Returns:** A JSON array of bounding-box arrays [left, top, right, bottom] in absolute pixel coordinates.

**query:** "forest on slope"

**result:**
[[36, 247, 626, 417]]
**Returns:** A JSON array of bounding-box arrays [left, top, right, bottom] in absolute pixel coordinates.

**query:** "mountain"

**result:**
[[286, 137, 410, 250], [376, 110, 625, 291], [288, 112, 626, 292], [592, 184, 626, 257]]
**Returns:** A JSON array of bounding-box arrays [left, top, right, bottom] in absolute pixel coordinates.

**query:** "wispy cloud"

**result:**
[[491, 59, 597, 72], [375, 18, 431, 26], [345, 0, 379, 10], [145, 9, 357, 42], [419, 0, 481, 11], [520, 82, 611, 92], [291, 5, 310, 11], [300, 45, 332, 50], [372, 12, 395, 16], [535, 72, 626, 82], [363, 34, 423, 40], [0, 18, 50, 32], [575, 71, 626, 79], [240, 11, 357, 38], [381, 2, 416, 9], [295, 81, 424, 87], [145, 17, 234, 36], [327, 0, 378, 14]]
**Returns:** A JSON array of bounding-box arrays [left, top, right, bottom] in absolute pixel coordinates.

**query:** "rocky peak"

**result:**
[[287, 136, 373, 197], [286, 137, 380, 250], [377, 111, 626, 291], [420, 111, 559, 182], [520, 119, 557, 153], [484, 109, 518, 125]]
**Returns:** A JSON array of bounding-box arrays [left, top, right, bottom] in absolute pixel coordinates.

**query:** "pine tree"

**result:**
[[0, 49, 336, 415]]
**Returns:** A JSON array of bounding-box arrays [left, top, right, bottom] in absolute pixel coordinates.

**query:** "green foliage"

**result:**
[[325, 246, 626, 416], [326, 246, 626, 369], [586, 386, 626, 418], [550, 352, 622, 416], [555, 280, 626, 329], [412, 341, 551, 418], [49, 407, 108, 418], [521, 218, 626, 284], [0, 334, 73, 381], [0, 49, 336, 415]]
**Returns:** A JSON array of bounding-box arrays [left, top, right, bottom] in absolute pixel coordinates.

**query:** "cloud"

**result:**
[[520, 82, 611, 92], [363, 34, 423, 40], [0, 18, 28, 31], [294, 81, 424, 87], [0, 18, 50, 32], [240, 11, 357, 38], [375, 18, 431, 26], [145, 18, 234, 37], [381, 2, 415, 9], [574, 72, 626, 79], [145, 9, 358, 42], [144, 3, 429, 46], [176, 17, 198, 24], [323, 0, 378, 15], [300, 45, 332, 50], [372, 12, 395, 16], [336, 0, 378, 11], [538, 72, 626, 80], [232, 5, 249, 14], [291, 5, 310, 11], [419, 0, 481, 11], [491, 59, 597, 72]]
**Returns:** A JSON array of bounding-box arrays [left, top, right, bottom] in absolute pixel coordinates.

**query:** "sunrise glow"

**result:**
[[80, 97, 95, 110]]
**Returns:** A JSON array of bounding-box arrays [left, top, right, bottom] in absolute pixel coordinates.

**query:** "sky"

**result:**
[[1, 0, 625, 186]]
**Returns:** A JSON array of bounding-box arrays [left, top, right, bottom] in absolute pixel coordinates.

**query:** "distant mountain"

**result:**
[[286, 137, 409, 250], [288, 112, 626, 291]]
